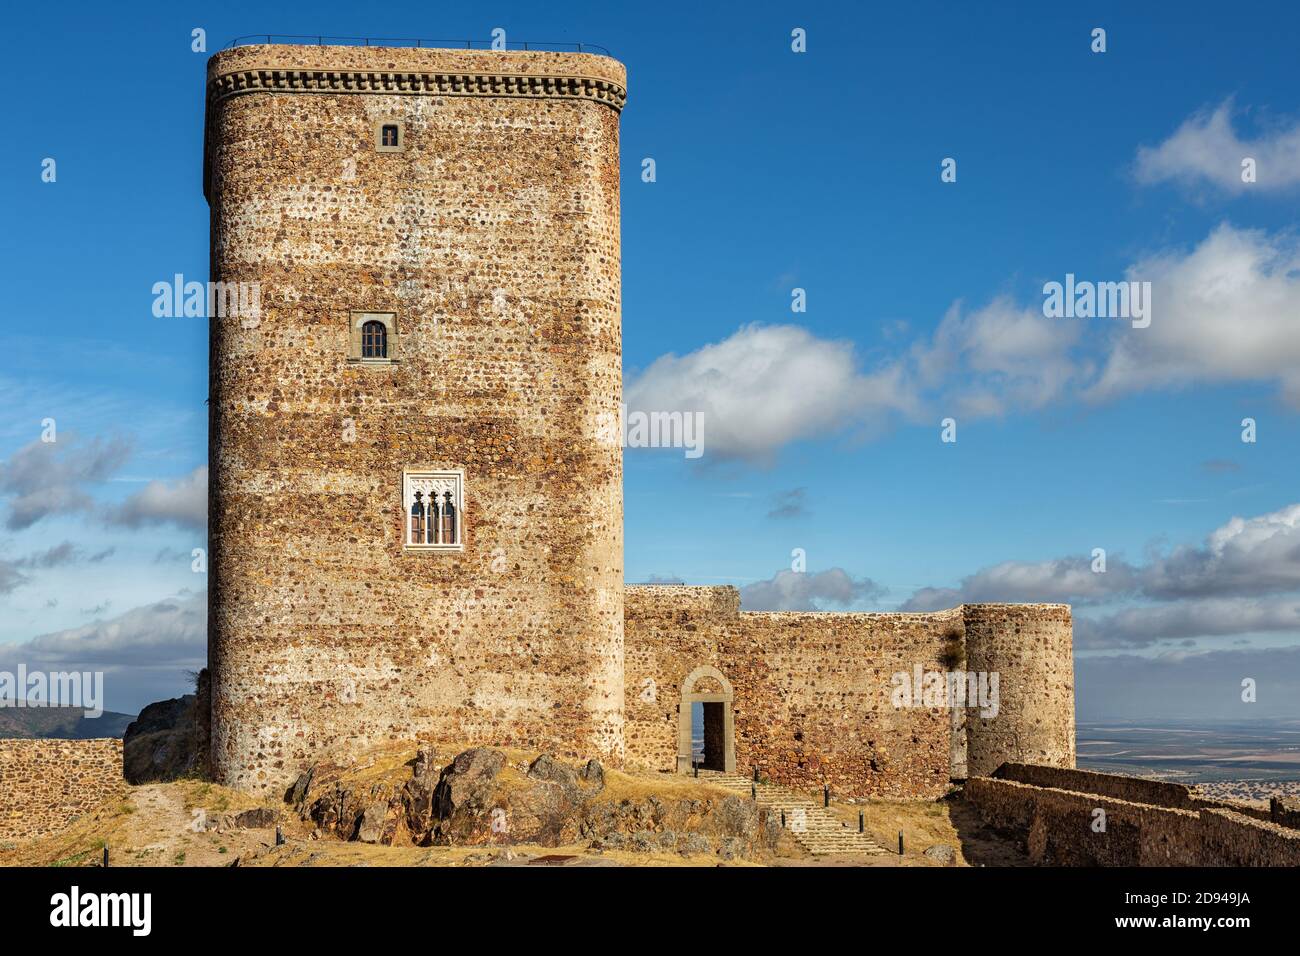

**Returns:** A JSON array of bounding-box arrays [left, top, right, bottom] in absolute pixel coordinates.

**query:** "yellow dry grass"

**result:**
[[827, 795, 968, 866]]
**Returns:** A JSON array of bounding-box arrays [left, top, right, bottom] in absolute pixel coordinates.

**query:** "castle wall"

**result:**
[[963, 604, 1075, 776], [624, 586, 1074, 799], [0, 739, 125, 843], [206, 46, 626, 793], [966, 775, 1300, 866]]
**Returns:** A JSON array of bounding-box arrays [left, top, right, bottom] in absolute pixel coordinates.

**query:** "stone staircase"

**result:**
[[695, 770, 887, 856]]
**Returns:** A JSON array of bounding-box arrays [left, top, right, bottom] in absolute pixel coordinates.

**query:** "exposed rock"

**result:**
[[681, 833, 710, 855], [433, 748, 505, 819], [287, 766, 315, 809], [413, 747, 439, 779], [924, 844, 957, 865], [232, 807, 279, 830], [527, 753, 578, 788], [122, 694, 201, 784], [289, 745, 779, 860], [357, 803, 388, 844], [580, 759, 605, 788]]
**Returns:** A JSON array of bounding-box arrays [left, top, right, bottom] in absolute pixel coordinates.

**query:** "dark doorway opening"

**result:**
[[697, 701, 725, 771]]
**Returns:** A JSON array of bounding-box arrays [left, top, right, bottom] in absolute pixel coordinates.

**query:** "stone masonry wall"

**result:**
[[0, 739, 125, 843], [1271, 796, 1300, 829], [963, 604, 1075, 776], [966, 775, 1300, 866], [995, 762, 1277, 821], [623, 586, 1074, 799], [206, 45, 626, 793], [994, 763, 1199, 809]]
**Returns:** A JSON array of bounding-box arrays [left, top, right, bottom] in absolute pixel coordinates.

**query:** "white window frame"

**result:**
[[403, 468, 464, 551]]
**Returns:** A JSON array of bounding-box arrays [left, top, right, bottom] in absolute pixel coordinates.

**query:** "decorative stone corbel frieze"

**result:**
[[207, 66, 627, 112]]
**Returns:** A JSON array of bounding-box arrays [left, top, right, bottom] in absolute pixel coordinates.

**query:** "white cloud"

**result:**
[[106, 466, 208, 531], [1076, 596, 1300, 649], [0, 590, 206, 713], [909, 296, 1085, 417], [628, 224, 1300, 461], [626, 323, 916, 462], [740, 567, 885, 611], [902, 556, 1139, 612], [904, 501, 1300, 645], [1135, 100, 1300, 193], [1143, 502, 1300, 599], [1087, 224, 1300, 404]]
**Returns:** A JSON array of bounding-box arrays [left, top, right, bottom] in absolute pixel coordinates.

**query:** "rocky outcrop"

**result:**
[[122, 693, 201, 784], [289, 746, 780, 860]]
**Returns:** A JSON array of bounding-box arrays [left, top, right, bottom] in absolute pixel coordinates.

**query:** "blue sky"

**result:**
[[2, 0, 1300, 720]]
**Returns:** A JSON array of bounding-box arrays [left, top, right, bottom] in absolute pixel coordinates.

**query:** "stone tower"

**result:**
[[204, 44, 627, 792]]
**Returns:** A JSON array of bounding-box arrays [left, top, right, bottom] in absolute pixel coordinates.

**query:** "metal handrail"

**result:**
[[224, 34, 613, 56]]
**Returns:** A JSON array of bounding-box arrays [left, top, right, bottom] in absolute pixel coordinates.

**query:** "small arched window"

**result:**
[[409, 492, 425, 546], [361, 320, 387, 359]]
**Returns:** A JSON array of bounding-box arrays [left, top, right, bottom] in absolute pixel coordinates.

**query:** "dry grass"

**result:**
[[0, 778, 286, 868], [827, 796, 968, 866], [0, 799, 134, 868], [593, 768, 735, 803]]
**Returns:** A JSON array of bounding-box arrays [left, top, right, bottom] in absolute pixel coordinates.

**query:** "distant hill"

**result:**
[[0, 705, 136, 739]]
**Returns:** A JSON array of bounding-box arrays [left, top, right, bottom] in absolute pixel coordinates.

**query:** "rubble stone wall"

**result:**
[[0, 739, 125, 843], [624, 586, 1074, 798], [966, 775, 1300, 866], [206, 45, 627, 793]]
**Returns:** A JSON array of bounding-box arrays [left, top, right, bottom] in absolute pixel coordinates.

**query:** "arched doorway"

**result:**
[[677, 665, 736, 774]]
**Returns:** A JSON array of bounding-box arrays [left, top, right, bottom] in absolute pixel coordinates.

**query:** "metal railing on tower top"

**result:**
[[224, 34, 613, 56]]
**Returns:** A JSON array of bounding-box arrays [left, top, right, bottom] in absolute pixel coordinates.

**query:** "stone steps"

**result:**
[[694, 770, 887, 856]]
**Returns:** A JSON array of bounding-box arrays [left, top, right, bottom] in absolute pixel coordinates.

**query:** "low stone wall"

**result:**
[[1271, 796, 1300, 830], [994, 762, 1273, 821], [0, 739, 126, 843], [994, 763, 1198, 809], [966, 775, 1300, 866]]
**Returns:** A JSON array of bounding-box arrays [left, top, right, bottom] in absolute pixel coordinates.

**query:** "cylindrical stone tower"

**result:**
[[962, 604, 1075, 776], [204, 44, 627, 792]]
